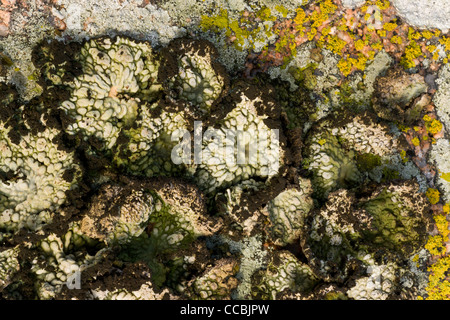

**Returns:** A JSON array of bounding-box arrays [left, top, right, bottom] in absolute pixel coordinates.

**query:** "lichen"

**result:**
[[0, 0, 447, 300], [0, 101, 81, 241]]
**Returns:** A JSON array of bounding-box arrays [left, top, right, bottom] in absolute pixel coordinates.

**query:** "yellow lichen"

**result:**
[[422, 30, 434, 40], [443, 203, 450, 214], [294, 7, 307, 30], [372, 41, 383, 50], [428, 45, 437, 53], [337, 58, 353, 77], [433, 51, 440, 61], [400, 149, 408, 163], [308, 27, 318, 41], [426, 235, 447, 256], [435, 214, 450, 239], [275, 5, 289, 18], [377, 29, 387, 37], [441, 173, 450, 183], [256, 6, 277, 22], [411, 137, 420, 147], [376, 0, 391, 10], [355, 39, 365, 51], [439, 36, 450, 52], [401, 40, 422, 69], [426, 119, 443, 135], [383, 22, 398, 32], [422, 211, 450, 300], [422, 255, 450, 300], [390, 35, 402, 45], [426, 188, 441, 205], [327, 35, 347, 55]]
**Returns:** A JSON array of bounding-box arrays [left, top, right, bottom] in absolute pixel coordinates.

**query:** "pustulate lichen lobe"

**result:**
[[1, 0, 449, 300]]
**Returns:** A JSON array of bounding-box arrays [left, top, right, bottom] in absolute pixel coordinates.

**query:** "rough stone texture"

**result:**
[[434, 64, 450, 134], [341, 0, 366, 9], [391, 0, 450, 32], [430, 138, 450, 203]]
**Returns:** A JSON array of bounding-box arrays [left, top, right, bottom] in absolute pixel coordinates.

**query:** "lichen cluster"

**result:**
[[0, 0, 449, 301]]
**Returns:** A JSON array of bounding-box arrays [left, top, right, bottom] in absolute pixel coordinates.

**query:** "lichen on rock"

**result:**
[[187, 258, 239, 300], [251, 250, 319, 300], [195, 83, 286, 194], [0, 103, 81, 240], [301, 180, 431, 283], [0, 3, 443, 299], [0, 246, 19, 292], [161, 38, 229, 115], [372, 66, 428, 123], [265, 179, 314, 246], [59, 36, 162, 153]]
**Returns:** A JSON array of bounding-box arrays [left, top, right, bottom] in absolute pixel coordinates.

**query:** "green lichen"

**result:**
[[361, 182, 430, 257], [251, 251, 319, 300]]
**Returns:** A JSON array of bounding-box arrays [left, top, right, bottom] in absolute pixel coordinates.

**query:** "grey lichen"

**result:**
[[0, 107, 81, 240], [303, 110, 401, 200], [59, 36, 161, 153], [80, 184, 155, 245], [265, 179, 314, 246], [0, 247, 19, 291], [195, 84, 285, 194], [162, 38, 229, 114], [112, 101, 194, 178], [0, 11, 438, 300], [346, 260, 398, 300], [304, 131, 362, 200], [33, 233, 108, 300]]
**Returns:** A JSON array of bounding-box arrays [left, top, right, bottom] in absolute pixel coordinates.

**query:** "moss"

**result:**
[[289, 63, 318, 88], [356, 153, 382, 171], [381, 167, 400, 182], [0, 52, 13, 67]]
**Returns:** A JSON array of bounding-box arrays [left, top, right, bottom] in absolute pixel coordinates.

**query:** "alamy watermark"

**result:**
[[66, 269, 81, 290], [170, 121, 280, 175]]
